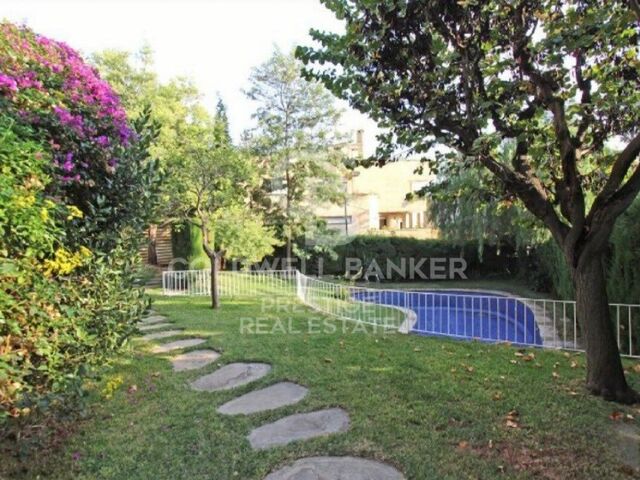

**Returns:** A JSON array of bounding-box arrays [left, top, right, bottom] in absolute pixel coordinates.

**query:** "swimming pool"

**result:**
[[353, 290, 544, 346]]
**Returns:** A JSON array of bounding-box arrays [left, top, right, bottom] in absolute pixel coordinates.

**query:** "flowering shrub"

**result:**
[[0, 23, 161, 424], [0, 22, 131, 188]]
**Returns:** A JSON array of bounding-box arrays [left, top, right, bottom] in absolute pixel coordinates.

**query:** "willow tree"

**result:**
[[299, 0, 640, 403]]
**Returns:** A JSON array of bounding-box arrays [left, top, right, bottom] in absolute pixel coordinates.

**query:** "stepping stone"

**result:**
[[218, 382, 308, 415], [248, 408, 350, 450], [141, 330, 183, 341], [171, 350, 221, 372], [264, 456, 404, 480], [152, 338, 206, 354], [138, 322, 173, 332], [140, 315, 167, 325], [190, 363, 271, 392]]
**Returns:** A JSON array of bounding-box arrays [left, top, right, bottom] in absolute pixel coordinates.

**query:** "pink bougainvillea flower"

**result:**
[[1, 21, 136, 184], [61, 152, 74, 172], [0, 73, 17, 92], [95, 135, 109, 147]]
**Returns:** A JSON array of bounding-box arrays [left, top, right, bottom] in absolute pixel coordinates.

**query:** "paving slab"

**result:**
[[141, 330, 183, 341], [151, 338, 206, 353], [264, 456, 404, 480], [138, 322, 174, 332], [140, 315, 167, 325], [248, 408, 349, 450], [171, 349, 221, 372], [218, 382, 308, 415], [616, 423, 640, 472], [190, 363, 271, 392]]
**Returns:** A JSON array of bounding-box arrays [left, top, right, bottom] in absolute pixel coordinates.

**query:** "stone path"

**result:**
[[615, 423, 640, 472], [248, 408, 350, 450], [141, 329, 183, 341], [139, 314, 167, 325], [264, 456, 404, 480], [151, 338, 206, 353], [171, 349, 221, 372], [138, 322, 174, 332], [140, 310, 404, 478], [190, 363, 271, 392], [217, 382, 308, 415]]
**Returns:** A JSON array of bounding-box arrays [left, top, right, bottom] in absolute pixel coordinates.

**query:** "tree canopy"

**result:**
[[244, 48, 346, 265], [298, 0, 640, 403]]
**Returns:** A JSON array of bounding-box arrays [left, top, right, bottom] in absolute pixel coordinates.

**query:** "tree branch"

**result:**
[[478, 152, 569, 244]]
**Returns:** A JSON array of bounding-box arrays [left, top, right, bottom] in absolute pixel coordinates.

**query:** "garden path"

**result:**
[[138, 311, 405, 479]]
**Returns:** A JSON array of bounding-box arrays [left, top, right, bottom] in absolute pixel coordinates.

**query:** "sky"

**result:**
[[3, 0, 379, 154]]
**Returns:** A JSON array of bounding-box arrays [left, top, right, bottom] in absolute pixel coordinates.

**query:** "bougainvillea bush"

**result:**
[[0, 22, 161, 423]]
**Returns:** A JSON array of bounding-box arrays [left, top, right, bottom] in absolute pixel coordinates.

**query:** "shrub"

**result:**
[[310, 235, 523, 281], [0, 23, 160, 423]]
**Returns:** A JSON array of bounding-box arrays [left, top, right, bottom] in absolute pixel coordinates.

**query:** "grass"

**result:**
[[5, 289, 640, 479]]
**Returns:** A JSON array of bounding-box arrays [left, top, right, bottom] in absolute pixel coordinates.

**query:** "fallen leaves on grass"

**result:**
[[504, 410, 521, 429], [472, 441, 581, 480], [609, 411, 635, 422], [514, 351, 535, 362], [610, 411, 624, 421]]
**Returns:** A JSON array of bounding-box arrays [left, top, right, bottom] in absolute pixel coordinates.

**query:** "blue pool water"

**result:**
[[353, 290, 543, 346]]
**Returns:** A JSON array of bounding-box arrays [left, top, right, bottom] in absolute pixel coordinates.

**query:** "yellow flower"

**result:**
[[43, 247, 90, 276], [15, 194, 36, 208], [66, 205, 83, 220], [40, 207, 49, 222]]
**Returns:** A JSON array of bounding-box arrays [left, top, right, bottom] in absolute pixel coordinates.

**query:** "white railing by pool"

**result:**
[[161, 269, 640, 358]]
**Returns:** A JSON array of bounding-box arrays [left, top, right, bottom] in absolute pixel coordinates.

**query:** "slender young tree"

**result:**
[[244, 48, 345, 269], [169, 128, 257, 308], [167, 103, 275, 308], [299, 0, 640, 403]]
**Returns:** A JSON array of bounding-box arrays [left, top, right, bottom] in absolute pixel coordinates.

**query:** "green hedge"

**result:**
[[171, 222, 208, 270], [310, 235, 523, 281]]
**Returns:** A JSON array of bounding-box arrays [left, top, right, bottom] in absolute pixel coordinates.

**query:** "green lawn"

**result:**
[[7, 290, 640, 479]]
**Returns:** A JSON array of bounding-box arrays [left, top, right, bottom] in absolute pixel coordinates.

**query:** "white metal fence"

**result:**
[[162, 269, 640, 358], [162, 269, 297, 297]]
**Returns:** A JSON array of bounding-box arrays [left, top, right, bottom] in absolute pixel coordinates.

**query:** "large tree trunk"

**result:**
[[574, 252, 639, 404], [209, 253, 220, 309]]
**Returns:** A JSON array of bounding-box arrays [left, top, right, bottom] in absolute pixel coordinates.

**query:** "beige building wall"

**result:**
[[315, 155, 439, 238]]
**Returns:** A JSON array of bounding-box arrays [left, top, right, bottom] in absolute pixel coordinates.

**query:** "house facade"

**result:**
[[314, 130, 439, 239]]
